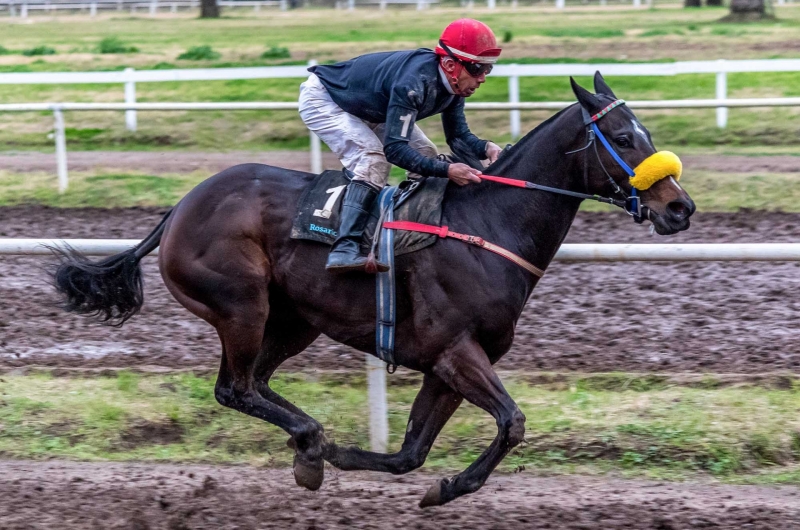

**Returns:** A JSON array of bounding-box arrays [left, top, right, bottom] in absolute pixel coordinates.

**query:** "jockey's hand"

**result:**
[[485, 142, 502, 164], [447, 163, 482, 186]]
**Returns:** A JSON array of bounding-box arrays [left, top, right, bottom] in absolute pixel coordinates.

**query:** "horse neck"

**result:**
[[447, 105, 586, 267]]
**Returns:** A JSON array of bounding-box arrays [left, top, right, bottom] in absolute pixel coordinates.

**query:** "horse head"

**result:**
[[570, 72, 696, 235]]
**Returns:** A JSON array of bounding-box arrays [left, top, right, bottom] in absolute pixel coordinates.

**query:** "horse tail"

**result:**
[[51, 208, 172, 327]]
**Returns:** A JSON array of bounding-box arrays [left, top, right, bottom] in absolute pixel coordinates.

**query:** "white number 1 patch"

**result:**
[[313, 185, 346, 219], [399, 113, 413, 137]]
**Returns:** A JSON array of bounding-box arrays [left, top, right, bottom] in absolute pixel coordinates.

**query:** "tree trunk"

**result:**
[[200, 0, 220, 18], [684, 0, 701, 7], [706, 0, 723, 6], [722, 0, 773, 20]]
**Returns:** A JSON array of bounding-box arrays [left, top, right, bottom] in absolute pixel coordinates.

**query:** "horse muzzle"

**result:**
[[647, 196, 696, 235]]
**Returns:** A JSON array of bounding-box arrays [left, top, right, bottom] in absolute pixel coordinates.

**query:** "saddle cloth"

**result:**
[[290, 169, 448, 256]]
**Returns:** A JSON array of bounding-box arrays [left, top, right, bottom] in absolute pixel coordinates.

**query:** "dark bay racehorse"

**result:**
[[52, 74, 694, 507]]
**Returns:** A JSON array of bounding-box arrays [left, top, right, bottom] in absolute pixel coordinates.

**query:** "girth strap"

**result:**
[[383, 221, 545, 278]]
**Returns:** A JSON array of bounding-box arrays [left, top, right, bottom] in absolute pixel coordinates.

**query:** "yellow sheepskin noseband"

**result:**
[[629, 151, 682, 190]]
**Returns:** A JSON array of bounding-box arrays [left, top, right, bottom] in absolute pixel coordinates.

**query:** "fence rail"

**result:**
[[6, 240, 800, 261], [5, 238, 800, 451], [2, 58, 800, 138]]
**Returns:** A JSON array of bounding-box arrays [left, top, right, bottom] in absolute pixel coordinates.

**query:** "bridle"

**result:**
[[483, 99, 651, 224]]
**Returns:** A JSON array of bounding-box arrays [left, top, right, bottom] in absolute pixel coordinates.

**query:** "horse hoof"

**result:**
[[419, 478, 448, 508], [293, 454, 324, 491]]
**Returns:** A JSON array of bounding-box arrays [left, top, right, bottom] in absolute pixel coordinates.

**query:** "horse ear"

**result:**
[[570, 76, 600, 113], [593, 71, 617, 99]]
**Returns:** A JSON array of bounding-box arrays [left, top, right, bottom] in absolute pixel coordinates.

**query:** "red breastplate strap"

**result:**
[[382, 220, 545, 278]]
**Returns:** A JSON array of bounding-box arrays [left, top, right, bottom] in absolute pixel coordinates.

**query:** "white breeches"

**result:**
[[298, 73, 438, 187]]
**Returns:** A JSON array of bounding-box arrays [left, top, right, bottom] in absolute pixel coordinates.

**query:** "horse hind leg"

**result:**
[[250, 297, 326, 490], [215, 309, 328, 490]]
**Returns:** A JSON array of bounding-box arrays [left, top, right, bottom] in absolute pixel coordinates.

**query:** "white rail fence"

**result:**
[[4, 239, 800, 451], [0, 0, 706, 16], [0, 58, 797, 132], [4, 96, 800, 193]]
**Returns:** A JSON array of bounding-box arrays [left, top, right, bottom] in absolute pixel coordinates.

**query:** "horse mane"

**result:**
[[483, 103, 579, 175]]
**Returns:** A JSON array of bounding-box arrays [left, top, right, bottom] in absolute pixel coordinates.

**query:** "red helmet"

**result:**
[[435, 19, 501, 65]]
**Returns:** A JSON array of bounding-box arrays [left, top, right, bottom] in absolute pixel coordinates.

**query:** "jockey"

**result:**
[[299, 18, 503, 274]]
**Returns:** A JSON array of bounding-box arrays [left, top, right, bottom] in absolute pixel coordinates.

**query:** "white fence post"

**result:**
[[149, 0, 157, 15], [124, 67, 137, 132], [170, 2, 177, 11], [555, 0, 565, 8], [366, 354, 388, 453], [487, 0, 495, 7], [9, 1, 15, 17], [53, 107, 68, 194], [716, 60, 728, 129], [347, 0, 354, 9], [21, 2, 28, 17], [508, 67, 520, 140], [306, 60, 323, 174], [633, 0, 641, 7], [416, 0, 426, 9], [90, 2, 97, 15], [279, 0, 287, 10]]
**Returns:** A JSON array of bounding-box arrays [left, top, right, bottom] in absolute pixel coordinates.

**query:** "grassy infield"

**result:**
[[2, 7, 800, 483]]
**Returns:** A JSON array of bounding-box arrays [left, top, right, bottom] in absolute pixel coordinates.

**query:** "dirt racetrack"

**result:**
[[2, 206, 800, 374], [0, 459, 798, 530]]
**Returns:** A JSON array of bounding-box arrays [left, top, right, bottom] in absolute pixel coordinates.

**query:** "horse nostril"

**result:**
[[666, 200, 690, 221]]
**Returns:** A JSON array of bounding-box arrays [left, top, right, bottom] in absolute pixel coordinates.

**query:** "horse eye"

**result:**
[[615, 136, 631, 148]]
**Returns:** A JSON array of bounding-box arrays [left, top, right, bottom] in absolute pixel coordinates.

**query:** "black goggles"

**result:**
[[439, 40, 494, 78]]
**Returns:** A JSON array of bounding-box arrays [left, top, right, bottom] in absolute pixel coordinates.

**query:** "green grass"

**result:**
[[0, 8, 797, 152], [1, 371, 800, 482], [2, 166, 799, 210]]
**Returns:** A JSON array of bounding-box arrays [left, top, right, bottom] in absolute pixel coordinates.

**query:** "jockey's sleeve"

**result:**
[[441, 97, 488, 159], [382, 86, 450, 179]]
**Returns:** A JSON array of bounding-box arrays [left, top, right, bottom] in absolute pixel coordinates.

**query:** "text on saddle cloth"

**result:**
[[290, 169, 448, 257]]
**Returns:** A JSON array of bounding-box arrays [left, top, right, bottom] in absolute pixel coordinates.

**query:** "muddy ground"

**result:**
[[2, 206, 800, 374], [0, 460, 798, 530], [0, 150, 796, 175]]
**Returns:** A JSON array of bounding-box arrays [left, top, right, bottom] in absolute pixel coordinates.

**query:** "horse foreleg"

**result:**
[[419, 337, 526, 508], [323, 373, 462, 473]]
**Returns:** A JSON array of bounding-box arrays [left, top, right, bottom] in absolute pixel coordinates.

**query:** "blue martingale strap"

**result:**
[[375, 186, 398, 367], [590, 122, 635, 177]]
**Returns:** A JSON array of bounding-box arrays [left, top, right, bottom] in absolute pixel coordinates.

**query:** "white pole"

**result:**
[[508, 68, 520, 140], [171, 2, 177, 11], [716, 61, 728, 129], [9, 1, 15, 17], [279, 0, 286, 9], [124, 68, 137, 132], [487, 0, 495, 7], [90, 2, 97, 15], [53, 108, 68, 194], [555, 0, 564, 8], [366, 354, 388, 453], [149, 0, 157, 15], [379, 0, 386, 8], [306, 60, 323, 174], [347, 0, 354, 9], [21, 2, 27, 17], [416, 0, 425, 9], [633, 0, 640, 7]]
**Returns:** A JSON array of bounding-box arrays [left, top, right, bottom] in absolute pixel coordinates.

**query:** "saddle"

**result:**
[[290, 169, 448, 256]]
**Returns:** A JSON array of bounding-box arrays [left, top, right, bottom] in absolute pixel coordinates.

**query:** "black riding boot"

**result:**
[[326, 180, 390, 274]]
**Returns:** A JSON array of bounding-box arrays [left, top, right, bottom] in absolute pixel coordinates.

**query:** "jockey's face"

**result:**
[[440, 57, 487, 98]]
